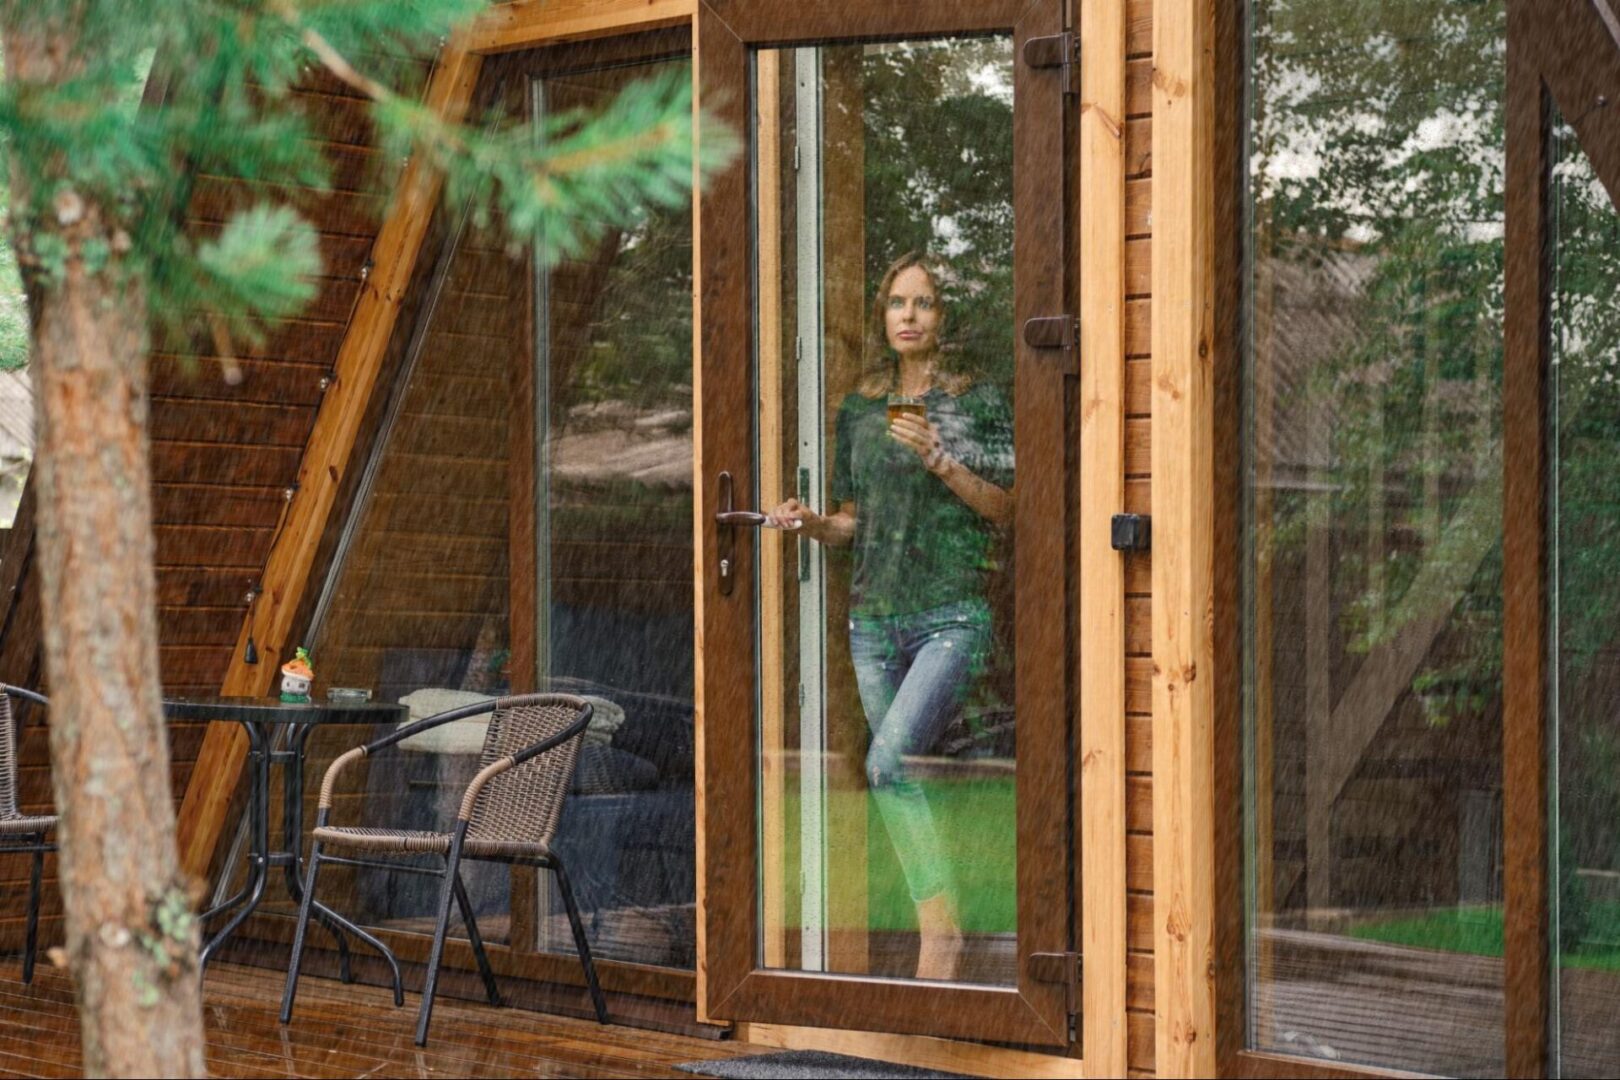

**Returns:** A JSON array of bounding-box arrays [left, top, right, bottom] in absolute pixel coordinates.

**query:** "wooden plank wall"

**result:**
[[154, 70, 408, 698], [0, 63, 425, 952], [1124, 0, 1156, 1074]]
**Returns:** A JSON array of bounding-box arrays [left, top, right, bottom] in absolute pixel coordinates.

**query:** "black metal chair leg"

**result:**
[[310, 908, 354, 983], [22, 842, 43, 985], [453, 873, 501, 1007], [280, 844, 325, 1024], [415, 835, 465, 1047], [552, 856, 608, 1024], [307, 899, 401, 1005]]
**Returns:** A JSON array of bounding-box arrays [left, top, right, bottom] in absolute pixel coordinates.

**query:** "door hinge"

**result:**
[[1023, 315, 1080, 376], [1029, 950, 1082, 1039], [1022, 30, 1079, 96]]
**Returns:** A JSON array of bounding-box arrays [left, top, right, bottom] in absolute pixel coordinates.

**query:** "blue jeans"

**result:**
[[849, 599, 990, 903]]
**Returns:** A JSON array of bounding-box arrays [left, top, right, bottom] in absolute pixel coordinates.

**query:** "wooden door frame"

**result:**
[[695, 0, 1075, 1048], [1211, 0, 1620, 1077], [1502, 2, 1620, 1077]]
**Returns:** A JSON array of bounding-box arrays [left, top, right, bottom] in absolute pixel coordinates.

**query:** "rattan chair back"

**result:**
[[464, 694, 589, 853], [0, 693, 16, 820]]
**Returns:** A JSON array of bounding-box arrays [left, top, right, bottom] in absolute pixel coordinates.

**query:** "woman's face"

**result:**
[[884, 265, 942, 360]]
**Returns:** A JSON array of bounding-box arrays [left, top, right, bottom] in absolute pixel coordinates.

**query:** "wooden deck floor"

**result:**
[[0, 960, 761, 1078]]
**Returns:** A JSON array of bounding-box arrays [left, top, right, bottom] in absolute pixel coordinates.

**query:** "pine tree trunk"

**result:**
[[1, 13, 207, 1080]]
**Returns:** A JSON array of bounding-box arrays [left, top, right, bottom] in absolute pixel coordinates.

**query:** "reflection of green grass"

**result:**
[[1350, 903, 1620, 972], [779, 776, 1016, 935]]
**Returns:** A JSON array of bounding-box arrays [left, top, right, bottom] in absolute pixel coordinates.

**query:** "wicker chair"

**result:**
[[279, 693, 604, 1046], [0, 685, 52, 984]]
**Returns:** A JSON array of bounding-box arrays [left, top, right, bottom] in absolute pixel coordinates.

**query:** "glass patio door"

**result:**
[[697, 0, 1074, 1046]]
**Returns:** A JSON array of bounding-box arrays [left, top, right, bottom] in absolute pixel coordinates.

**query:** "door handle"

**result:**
[[714, 471, 754, 596], [715, 475, 799, 594]]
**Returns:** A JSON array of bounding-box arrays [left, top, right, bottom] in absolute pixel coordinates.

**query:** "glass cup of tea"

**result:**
[[887, 394, 927, 425]]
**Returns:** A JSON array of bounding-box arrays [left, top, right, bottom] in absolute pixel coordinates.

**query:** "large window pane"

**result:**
[[1243, 2, 1507, 1074], [267, 52, 697, 972], [299, 208, 527, 947], [530, 55, 696, 970], [1550, 111, 1620, 1080]]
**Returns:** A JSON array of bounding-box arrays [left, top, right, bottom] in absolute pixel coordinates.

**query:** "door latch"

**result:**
[[716, 472, 742, 596], [1111, 513, 1151, 553]]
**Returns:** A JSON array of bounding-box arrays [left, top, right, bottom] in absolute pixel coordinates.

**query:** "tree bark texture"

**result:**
[[1, 12, 207, 1079]]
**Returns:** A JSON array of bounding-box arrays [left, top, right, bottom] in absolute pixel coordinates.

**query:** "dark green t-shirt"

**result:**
[[830, 383, 1014, 617]]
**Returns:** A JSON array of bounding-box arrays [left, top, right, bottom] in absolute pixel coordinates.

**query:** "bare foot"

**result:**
[[914, 892, 963, 981]]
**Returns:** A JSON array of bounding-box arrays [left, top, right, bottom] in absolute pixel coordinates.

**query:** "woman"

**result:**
[[769, 252, 1013, 981]]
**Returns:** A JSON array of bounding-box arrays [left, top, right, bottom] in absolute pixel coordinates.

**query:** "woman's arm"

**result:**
[[889, 414, 1012, 526], [929, 455, 1012, 525], [767, 499, 857, 546]]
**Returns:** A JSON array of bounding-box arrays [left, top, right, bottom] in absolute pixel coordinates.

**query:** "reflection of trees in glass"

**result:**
[[1253, 0, 1506, 722], [561, 202, 694, 418], [1552, 123, 1620, 945], [1553, 128, 1620, 673], [861, 38, 1014, 388]]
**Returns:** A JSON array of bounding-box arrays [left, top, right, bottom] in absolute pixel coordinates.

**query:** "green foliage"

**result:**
[[1253, 0, 1507, 721], [0, 0, 733, 361], [561, 203, 694, 412], [386, 64, 730, 266], [1255, 2, 1620, 927], [191, 203, 320, 333], [0, 198, 26, 371]]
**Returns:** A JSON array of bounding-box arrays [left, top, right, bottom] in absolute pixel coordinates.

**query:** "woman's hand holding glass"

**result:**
[[890, 412, 948, 474]]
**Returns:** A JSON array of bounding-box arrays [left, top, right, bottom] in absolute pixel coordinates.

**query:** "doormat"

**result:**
[[675, 1049, 978, 1080]]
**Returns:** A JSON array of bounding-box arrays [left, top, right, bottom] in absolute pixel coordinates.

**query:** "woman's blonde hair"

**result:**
[[856, 251, 973, 399]]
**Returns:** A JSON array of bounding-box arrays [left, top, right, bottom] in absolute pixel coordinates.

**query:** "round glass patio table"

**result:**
[[162, 696, 406, 976]]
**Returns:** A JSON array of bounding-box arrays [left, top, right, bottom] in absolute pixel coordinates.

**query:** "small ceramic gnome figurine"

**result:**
[[280, 647, 314, 704]]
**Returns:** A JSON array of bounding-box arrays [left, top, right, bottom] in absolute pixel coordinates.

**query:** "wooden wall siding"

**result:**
[[0, 489, 48, 952], [153, 68, 429, 700], [1122, 0, 1155, 1073], [174, 43, 484, 880], [471, 0, 695, 54]]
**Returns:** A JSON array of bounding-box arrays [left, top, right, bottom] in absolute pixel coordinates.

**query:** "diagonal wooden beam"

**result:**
[[174, 41, 483, 881]]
